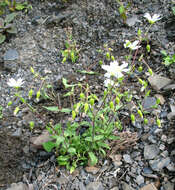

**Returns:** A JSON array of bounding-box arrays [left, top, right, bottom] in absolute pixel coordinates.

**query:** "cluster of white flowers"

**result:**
[[7, 78, 24, 88], [124, 40, 141, 50], [144, 13, 161, 24], [102, 61, 129, 87]]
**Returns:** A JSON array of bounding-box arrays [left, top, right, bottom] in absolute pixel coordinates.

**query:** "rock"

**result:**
[[140, 183, 157, 190], [163, 83, 175, 90], [144, 144, 160, 160], [110, 187, 119, 190], [149, 157, 171, 171], [163, 182, 174, 190], [123, 154, 133, 164], [6, 182, 30, 190], [142, 97, 157, 110], [161, 135, 167, 142], [11, 128, 22, 137], [170, 104, 175, 112], [121, 181, 134, 190], [30, 130, 51, 149], [142, 173, 158, 179], [79, 182, 86, 190], [85, 166, 100, 175], [126, 15, 140, 27], [136, 175, 144, 185], [155, 94, 165, 105], [148, 74, 172, 91], [167, 112, 175, 120], [4, 49, 19, 61], [166, 162, 175, 172], [86, 182, 104, 190], [143, 167, 153, 174]]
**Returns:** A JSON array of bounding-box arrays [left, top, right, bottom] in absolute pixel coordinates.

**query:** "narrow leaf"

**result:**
[[43, 141, 55, 152], [88, 152, 98, 166], [43, 106, 59, 112]]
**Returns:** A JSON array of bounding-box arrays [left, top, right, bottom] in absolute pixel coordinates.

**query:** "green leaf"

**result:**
[[43, 141, 55, 152], [15, 3, 25, 10], [0, 18, 4, 28], [68, 147, 76, 155], [108, 135, 120, 140], [172, 6, 175, 15], [85, 137, 93, 142], [88, 152, 98, 166], [60, 108, 72, 114], [57, 155, 70, 165], [0, 34, 6, 44], [97, 142, 110, 149], [55, 136, 65, 146], [5, 13, 17, 23], [94, 135, 104, 141], [161, 50, 167, 56], [43, 106, 59, 112]]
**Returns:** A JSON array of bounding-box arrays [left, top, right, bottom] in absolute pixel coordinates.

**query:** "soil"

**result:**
[[0, 0, 175, 189]]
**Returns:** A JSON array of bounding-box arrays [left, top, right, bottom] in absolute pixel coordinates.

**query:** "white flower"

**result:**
[[102, 61, 129, 79], [104, 78, 120, 87], [144, 13, 161, 24], [7, 78, 24, 88], [124, 40, 141, 50]]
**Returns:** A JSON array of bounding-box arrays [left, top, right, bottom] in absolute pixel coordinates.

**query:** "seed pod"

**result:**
[[131, 114, 135, 122], [144, 118, 148, 125], [157, 119, 161, 127], [138, 66, 143, 72], [148, 68, 153, 75], [138, 28, 141, 37], [36, 90, 41, 100], [8, 101, 12, 106], [90, 98, 94, 106], [62, 57, 67, 63], [84, 103, 89, 113], [29, 121, 35, 130], [109, 101, 114, 110], [146, 44, 150, 53], [30, 67, 35, 74], [106, 52, 110, 60], [137, 110, 143, 118], [28, 89, 33, 99], [80, 93, 85, 100], [99, 60, 103, 65], [72, 110, 76, 120], [14, 107, 20, 116], [156, 98, 160, 105], [115, 96, 120, 104], [138, 78, 144, 85], [111, 56, 115, 61]]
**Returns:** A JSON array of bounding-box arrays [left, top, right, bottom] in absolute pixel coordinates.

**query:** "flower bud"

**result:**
[[156, 98, 160, 105], [138, 66, 143, 72], [144, 118, 148, 125], [36, 90, 40, 100], [62, 57, 67, 63], [138, 78, 144, 85], [29, 121, 35, 130], [99, 60, 103, 65], [14, 107, 19, 116], [30, 67, 35, 74], [131, 114, 135, 122], [111, 56, 115, 61], [157, 119, 161, 127], [148, 68, 153, 75], [146, 44, 150, 52], [106, 52, 110, 60], [80, 93, 85, 100]]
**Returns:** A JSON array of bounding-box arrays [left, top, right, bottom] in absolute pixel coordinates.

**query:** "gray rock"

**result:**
[[126, 15, 140, 26], [4, 49, 19, 61], [140, 183, 158, 190], [110, 187, 119, 190], [123, 154, 133, 164], [149, 157, 171, 171], [86, 182, 104, 190], [163, 182, 174, 190], [6, 182, 29, 190], [142, 173, 158, 179], [11, 128, 22, 137], [170, 104, 175, 112], [166, 162, 175, 172], [161, 135, 167, 142], [148, 74, 172, 91], [167, 112, 175, 120], [79, 182, 86, 190], [142, 97, 156, 110], [143, 167, 153, 174], [163, 84, 175, 90], [144, 144, 160, 160], [121, 181, 134, 190], [136, 175, 144, 185]]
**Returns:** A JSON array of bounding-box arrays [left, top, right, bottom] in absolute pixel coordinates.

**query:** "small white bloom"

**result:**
[[7, 78, 24, 88], [104, 78, 114, 87], [102, 61, 129, 79], [124, 40, 141, 50], [144, 13, 161, 24]]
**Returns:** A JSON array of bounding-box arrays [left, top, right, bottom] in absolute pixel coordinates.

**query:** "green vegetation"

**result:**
[[161, 50, 175, 66]]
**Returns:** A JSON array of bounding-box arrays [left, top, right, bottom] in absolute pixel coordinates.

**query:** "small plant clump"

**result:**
[[0, 12, 17, 44], [7, 12, 163, 173], [161, 50, 175, 66]]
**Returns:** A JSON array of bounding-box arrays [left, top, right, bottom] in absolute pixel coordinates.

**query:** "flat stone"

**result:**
[[163, 83, 175, 90], [85, 166, 100, 174], [126, 15, 140, 27], [149, 157, 171, 171], [86, 182, 104, 190], [6, 182, 29, 190], [167, 112, 175, 120], [136, 175, 144, 185], [30, 130, 51, 149], [140, 183, 157, 190], [144, 144, 160, 160], [121, 181, 134, 190], [4, 49, 19, 61], [142, 97, 157, 110], [148, 74, 172, 91], [123, 154, 133, 164], [11, 128, 22, 137]]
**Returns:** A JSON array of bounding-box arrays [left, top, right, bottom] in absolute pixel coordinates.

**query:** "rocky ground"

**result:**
[[0, 0, 175, 190]]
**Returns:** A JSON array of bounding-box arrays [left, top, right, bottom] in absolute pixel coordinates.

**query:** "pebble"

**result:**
[[86, 182, 104, 190], [144, 144, 160, 160], [142, 97, 156, 110], [161, 135, 167, 142], [149, 157, 171, 171], [143, 167, 153, 174], [3, 49, 19, 61], [140, 183, 158, 190], [123, 154, 133, 164], [11, 128, 22, 137], [136, 175, 144, 185]]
